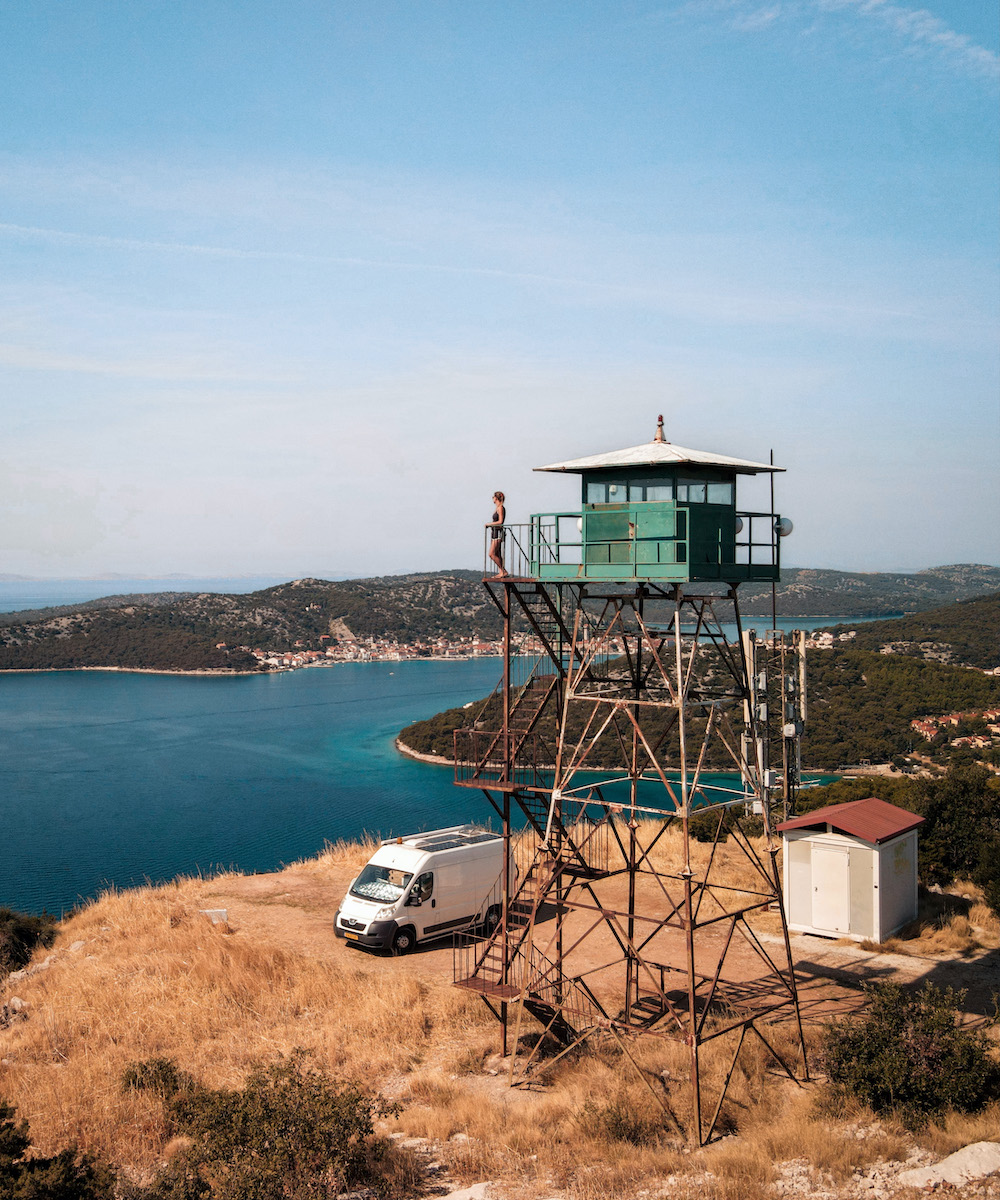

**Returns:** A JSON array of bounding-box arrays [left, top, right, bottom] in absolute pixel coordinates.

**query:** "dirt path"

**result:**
[[194, 860, 1000, 1031]]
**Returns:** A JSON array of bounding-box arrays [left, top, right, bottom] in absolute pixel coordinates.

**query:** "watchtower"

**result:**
[[452, 418, 808, 1144], [531, 414, 783, 584]]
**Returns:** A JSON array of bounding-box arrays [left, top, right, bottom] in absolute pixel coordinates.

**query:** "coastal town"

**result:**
[[228, 622, 997, 673], [226, 625, 863, 671], [220, 632, 507, 669]]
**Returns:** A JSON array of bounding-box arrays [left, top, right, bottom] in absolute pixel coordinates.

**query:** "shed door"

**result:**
[[812, 845, 850, 933]]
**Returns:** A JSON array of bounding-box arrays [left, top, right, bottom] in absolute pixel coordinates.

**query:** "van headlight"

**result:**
[[375, 906, 396, 921]]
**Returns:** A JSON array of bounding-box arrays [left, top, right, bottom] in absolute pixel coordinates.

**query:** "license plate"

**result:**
[[344, 932, 359, 941]]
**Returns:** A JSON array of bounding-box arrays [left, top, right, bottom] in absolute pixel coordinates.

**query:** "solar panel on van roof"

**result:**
[[407, 830, 499, 851]]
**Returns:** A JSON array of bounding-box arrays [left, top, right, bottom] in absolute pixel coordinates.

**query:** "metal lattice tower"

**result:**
[[452, 422, 809, 1143]]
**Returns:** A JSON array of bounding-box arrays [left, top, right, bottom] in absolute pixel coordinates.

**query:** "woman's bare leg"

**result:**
[[488, 538, 507, 576]]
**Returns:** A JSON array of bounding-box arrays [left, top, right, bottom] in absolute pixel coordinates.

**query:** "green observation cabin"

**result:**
[[525, 417, 789, 584]]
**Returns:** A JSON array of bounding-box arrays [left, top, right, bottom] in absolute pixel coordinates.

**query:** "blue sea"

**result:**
[[0, 659, 839, 917], [0, 578, 855, 916], [0, 661, 503, 915]]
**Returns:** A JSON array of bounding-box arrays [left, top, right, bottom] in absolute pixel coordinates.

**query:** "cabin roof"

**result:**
[[534, 439, 782, 475], [777, 797, 924, 844]]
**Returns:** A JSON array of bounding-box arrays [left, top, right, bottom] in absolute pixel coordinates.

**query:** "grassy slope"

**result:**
[[1, 837, 998, 1199]]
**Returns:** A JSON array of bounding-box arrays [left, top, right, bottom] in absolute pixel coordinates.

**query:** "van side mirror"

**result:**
[[406, 895, 421, 907]]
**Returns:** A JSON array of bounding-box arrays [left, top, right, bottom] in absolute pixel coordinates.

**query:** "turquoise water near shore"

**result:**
[[0, 659, 833, 916]]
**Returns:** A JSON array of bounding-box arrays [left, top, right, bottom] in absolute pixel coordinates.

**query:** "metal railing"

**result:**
[[482, 522, 533, 579], [734, 510, 780, 571], [453, 929, 603, 1029], [479, 507, 781, 581], [454, 728, 550, 790]]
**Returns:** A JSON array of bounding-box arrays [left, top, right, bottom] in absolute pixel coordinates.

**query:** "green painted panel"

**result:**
[[609, 542, 632, 565], [586, 511, 631, 541], [637, 564, 686, 580], [537, 564, 583, 581], [585, 564, 630, 578], [635, 509, 675, 539]]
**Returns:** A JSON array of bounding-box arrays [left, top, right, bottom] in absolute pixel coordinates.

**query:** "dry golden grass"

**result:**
[[859, 881, 1000, 958], [0, 875, 494, 1171], [731, 1092, 910, 1184], [915, 1103, 1000, 1157], [292, 834, 381, 874], [5, 830, 993, 1199]]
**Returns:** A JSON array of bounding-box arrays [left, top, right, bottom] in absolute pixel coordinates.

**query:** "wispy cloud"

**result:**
[[730, 5, 784, 33], [0, 218, 630, 292], [705, 0, 1000, 79], [0, 340, 286, 382], [816, 0, 1000, 79], [0, 218, 967, 343]]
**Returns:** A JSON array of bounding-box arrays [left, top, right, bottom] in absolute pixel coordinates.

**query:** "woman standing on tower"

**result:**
[[487, 491, 507, 577]]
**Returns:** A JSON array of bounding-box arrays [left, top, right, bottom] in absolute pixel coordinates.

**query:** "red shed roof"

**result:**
[[777, 797, 924, 844]]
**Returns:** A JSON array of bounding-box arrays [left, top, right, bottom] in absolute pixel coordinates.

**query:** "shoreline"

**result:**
[[393, 736, 846, 782], [394, 737, 452, 766], [0, 665, 265, 677], [0, 654, 505, 678]]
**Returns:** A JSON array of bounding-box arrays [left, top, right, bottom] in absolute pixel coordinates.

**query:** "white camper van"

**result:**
[[334, 824, 504, 954]]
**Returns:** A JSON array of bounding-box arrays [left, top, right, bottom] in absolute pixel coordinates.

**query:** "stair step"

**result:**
[[454, 978, 519, 1001]]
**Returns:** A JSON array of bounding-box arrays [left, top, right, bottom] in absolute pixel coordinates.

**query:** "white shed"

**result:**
[[777, 797, 924, 942]]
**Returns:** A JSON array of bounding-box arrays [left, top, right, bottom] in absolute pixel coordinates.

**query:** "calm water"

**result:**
[[0, 653, 840, 916], [0, 661, 502, 915]]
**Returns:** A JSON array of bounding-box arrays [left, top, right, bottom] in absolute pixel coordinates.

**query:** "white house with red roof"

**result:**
[[777, 798, 924, 943]]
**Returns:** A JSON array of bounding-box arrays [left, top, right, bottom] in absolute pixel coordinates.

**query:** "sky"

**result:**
[[1, 0, 997, 580]]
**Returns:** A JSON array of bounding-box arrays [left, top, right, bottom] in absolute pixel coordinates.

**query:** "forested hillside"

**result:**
[[826, 592, 1000, 669], [0, 573, 500, 671], [400, 649, 1000, 773], [737, 563, 1000, 617], [0, 564, 997, 672]]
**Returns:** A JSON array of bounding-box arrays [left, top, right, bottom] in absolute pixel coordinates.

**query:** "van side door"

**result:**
[[405, 871, 434, 939]]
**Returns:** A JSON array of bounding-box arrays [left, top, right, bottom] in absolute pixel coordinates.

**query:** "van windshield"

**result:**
[[350, 864, 413, 904]]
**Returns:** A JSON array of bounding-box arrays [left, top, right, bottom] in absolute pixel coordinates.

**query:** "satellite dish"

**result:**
[[734, 517, 744, 534], [774, 517, 793, 538]]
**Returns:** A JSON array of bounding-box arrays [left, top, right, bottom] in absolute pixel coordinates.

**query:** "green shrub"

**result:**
[[0, 1099, 114, 1199], [156, 1051, 405, 1199], [688, 805, 745, 843], [821, 982, 1000, 1128], [122, 1057, 194, 1099], [0, 910, 58, 976]]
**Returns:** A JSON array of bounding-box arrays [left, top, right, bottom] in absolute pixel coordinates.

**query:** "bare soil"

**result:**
[[197, 860, 1000, 1031]]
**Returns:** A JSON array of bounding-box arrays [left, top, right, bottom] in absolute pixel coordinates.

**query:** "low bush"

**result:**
[[129, 1051, 411, 1199], [0, 909, 58, 977], [688, 806, 743, 843], [0, 1098, 114, 1199], [578, 1094, 664, 1146], [821, 982, 1000, 1128], [122, 1057, 194, 1100]]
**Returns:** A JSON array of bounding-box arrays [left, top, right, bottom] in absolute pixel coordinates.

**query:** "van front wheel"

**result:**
[[483, 905, 501, 935], [392, 926, 416, 955]]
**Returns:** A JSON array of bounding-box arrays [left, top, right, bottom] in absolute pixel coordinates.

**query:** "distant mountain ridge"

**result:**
[[0, 565, 997, 672], [735, 564, 1000, 617]]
